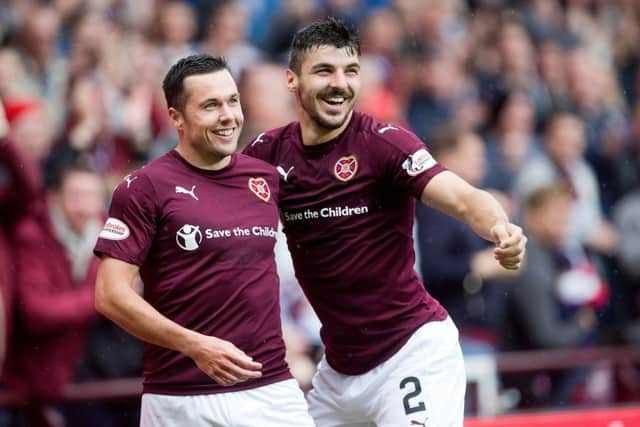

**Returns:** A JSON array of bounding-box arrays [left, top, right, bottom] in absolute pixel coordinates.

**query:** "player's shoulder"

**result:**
[[110, 154, 175, 199], [243, 122, 299, 160], [247, 123, 297, 147], [235, 152, 278, 178], [118, 151, 181, 188], [353, 112, 422, 154]]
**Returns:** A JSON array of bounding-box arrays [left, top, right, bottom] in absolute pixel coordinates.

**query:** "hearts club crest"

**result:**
[[334, 156, 358, 182], [248, 177, 271, 202]]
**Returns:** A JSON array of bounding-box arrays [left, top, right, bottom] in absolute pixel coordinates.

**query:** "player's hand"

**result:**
[[188, 335, 262, 386], [491, 222, 527, 270]]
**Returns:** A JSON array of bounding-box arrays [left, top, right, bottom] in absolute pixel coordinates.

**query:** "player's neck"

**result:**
[[300, 111, 353, 146], [175, 144, 231, 171]]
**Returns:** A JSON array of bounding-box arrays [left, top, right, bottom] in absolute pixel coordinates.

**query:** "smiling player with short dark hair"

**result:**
[[94, 54, 315, 427], [244, 18, 526, 427]]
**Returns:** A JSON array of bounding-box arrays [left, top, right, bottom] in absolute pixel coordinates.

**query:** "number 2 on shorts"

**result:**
[[399, 376, 426, 415]]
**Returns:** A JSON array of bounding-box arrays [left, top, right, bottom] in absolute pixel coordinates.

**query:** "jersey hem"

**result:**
[[141, 371, 293, 396]]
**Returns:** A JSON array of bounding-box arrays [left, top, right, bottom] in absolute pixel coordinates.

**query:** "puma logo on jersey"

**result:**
[[176, 185, 199, 200], [124, 175, 138, 188], [378, 124, 399, 134], [277, 165, 294, 182], [250, 132, 266, 147]]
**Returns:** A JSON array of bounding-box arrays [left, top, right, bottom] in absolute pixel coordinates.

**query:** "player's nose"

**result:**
[[329, 70, 348, 90], [218, 103, 235, 122]]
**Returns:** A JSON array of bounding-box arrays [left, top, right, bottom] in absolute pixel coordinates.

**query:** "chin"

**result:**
[[316, 112, 349, 130], [225, 142, 240, 155]]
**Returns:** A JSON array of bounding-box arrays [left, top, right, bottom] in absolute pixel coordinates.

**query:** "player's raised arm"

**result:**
[[95, 256, 262, 386], [420, 170, 527, 270]]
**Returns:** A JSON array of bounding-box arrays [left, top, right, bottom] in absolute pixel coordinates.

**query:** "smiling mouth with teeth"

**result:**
[[323, 97, 346, 105], [212, 129, 234, 137]]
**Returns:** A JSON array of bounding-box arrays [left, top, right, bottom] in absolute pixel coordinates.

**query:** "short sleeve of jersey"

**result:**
[[93, 173, 158, 266], [372, 126, 446, 199]]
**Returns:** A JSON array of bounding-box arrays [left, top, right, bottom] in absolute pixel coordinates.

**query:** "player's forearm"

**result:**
[[422, 171, 509, 243], [95, 265, 201, 358], [460, 189, 509, 243]]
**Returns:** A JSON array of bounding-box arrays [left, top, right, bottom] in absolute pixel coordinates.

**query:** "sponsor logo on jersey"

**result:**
[[402, 148, 436, 176], [175, 224, 203, 251], [333, 155, 358, 182], [175, 223, 276, 250], [99, 217, 130, 240], [248, 177, 271, 202]]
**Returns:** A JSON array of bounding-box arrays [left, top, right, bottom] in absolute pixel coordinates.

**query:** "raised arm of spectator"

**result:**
[[0, 101, 41, 224], [95, 257, 263, 386], [421, 170, 526, 270]]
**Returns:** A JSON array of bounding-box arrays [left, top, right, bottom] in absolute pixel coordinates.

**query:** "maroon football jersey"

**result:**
[[244, 112, 448, 375], [94, 151, 291, 394]]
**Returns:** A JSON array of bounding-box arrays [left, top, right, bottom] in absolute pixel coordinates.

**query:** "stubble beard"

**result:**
[[299, 86, 354, 131]]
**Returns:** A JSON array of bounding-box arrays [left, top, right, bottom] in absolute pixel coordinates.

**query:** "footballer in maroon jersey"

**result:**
[[244, 18, 526, 427], [94, 55, 314, 427]]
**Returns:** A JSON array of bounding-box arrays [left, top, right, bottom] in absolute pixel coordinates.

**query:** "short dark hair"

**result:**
[[163, 54, 230, 112], [288, 17, 360, 74], [45, 151, 98, 191]]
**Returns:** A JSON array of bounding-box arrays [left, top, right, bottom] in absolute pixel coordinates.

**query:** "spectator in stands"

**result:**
[[238, 62, 296, 148], [0, 99, 42, 383], [514, 111, 618, 256], [15, 3, 68, 133], [505, 184, 604, 350], [4, 158, 104, 424], [566, 47, 628, 212], [407, 48, 483, 138], [156, 0, 198, 69], [503, 183, 609, 407], [483, 89, 541, 194], [201, 0, 264, 80]]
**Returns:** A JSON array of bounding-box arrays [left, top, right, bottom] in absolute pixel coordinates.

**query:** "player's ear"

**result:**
[[286, 69, 298, 93], [168, 107, 184, 130]]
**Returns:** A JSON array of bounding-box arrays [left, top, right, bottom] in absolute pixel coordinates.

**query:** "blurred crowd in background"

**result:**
[[1, 0, 640, 425]]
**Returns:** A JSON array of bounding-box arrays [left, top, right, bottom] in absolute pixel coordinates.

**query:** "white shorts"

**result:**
[[140, 379, 315, 427], [308, 317, 465, 427]]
